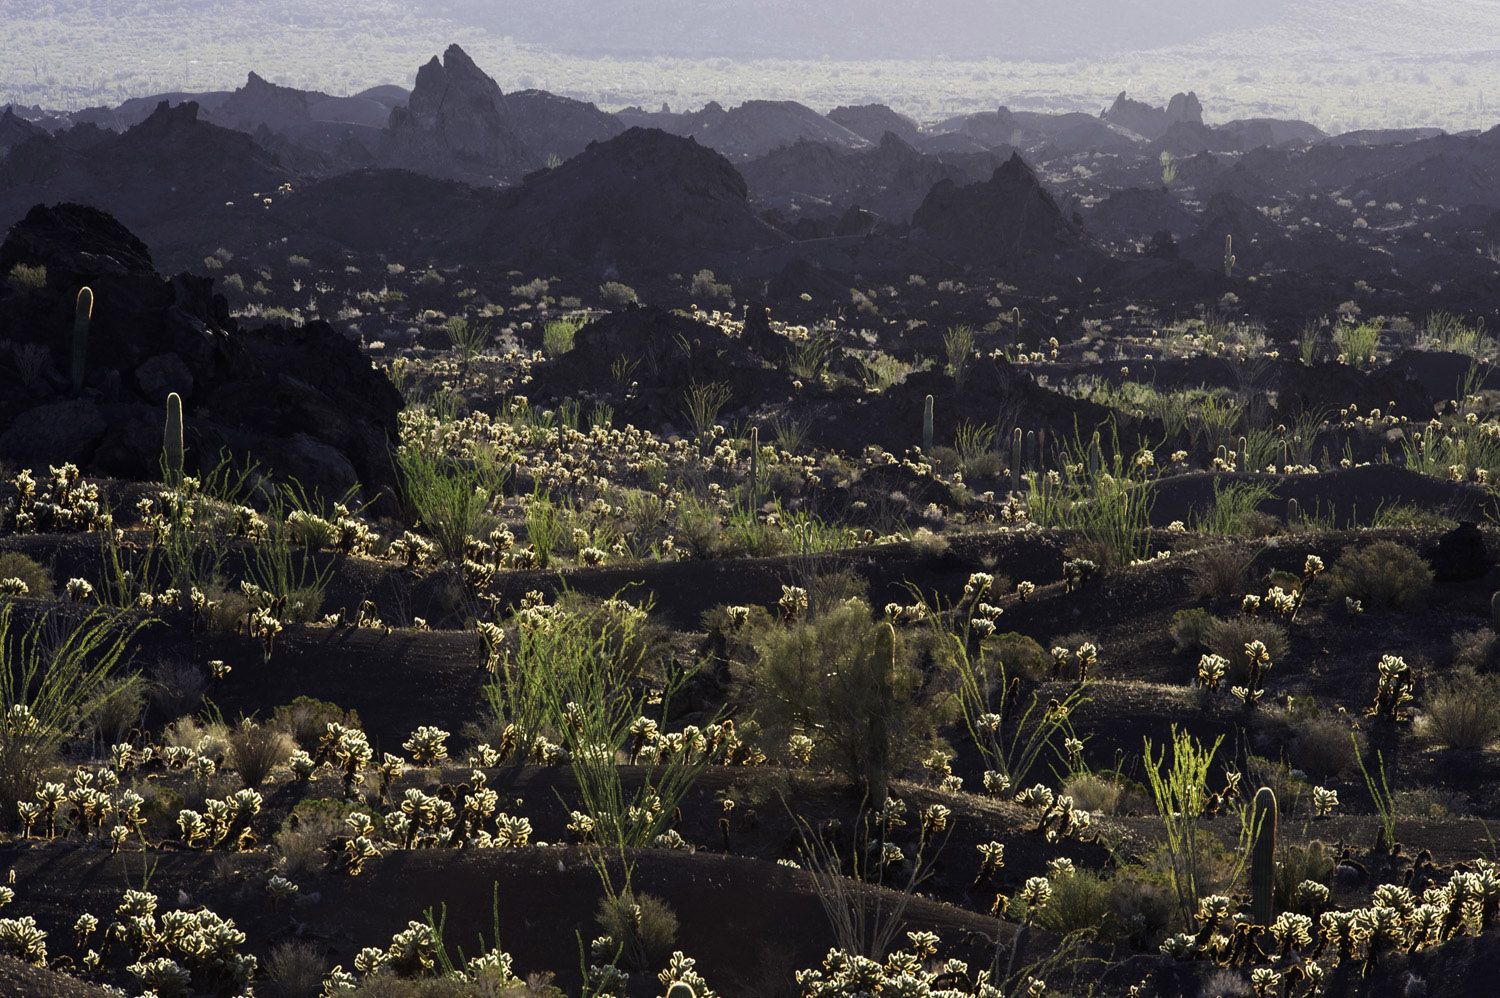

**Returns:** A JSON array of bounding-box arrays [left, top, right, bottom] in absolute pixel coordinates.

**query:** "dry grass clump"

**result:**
[[595, 891, 678, 972], [1325, 539, 1434, 610], [1190, 546, 1254, 599], [264, 939, 328, 998], [228, 719, 295, 787], [0, 550, 52, 597], [1418, 670, 1500, 750]]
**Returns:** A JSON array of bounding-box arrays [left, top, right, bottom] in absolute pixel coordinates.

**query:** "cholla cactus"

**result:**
[[1231, 640, 1273, 705], [402, 726, 450, 767], [0, 578, 28, 597], [266, 875, 299, 909], [0, 916, 46, 965], [1016, 877, 1053, 922], [1313, 786, 1340, 817], [1367, 654, 1414, 721], [1016, 580, 1035, 602], [778, 585, 809, 619], [1062, 558, 1096, 593], [1196, 653, 1229, 691], [65, 577, 94, 602], [975, 841, 1005, 883]]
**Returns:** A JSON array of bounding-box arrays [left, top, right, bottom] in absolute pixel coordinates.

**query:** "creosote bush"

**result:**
[[1419, 670, 1500, 750], [595, 891, 678, 972], [0, 551, 51, 598], [729, 596, 956, 794], [1326, 539, 1434, 610]]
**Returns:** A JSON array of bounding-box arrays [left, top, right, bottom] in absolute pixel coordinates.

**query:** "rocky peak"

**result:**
[[911, 151, 1083, 263], [387, 43, 535, 181]]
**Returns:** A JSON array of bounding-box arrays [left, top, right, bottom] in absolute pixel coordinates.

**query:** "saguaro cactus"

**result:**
[[1224, 234, 1237, 278], [71, 287, 93, 395], [1490, 591, 1500, 632], [865, 621, 897, 810], [1287, 498, 1301, 525], [1250, 786, 1278, 925], [1010, 427, 1024, 492], [748, 425, 760, 502], [164, 392, 184, 485], [666, 985, 697, 998], [922, 394, 934, 451]]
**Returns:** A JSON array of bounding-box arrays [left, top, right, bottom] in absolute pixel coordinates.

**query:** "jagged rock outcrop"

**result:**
[[1102, 91, 1204, 141], [0, 204, 402, 505], [617, 99, 870, 160], [910, 152, 1085, 264], [488, 127, 789, 273], [384, 44, 537, 183], [0, 106, 44, 156], [503, 90, 624, 163]]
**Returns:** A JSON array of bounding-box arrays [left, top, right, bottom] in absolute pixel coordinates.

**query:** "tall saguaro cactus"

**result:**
[[71, 287, 94, 395], [164, 392, 184, 485], [1250, 786, 1278, 925], [922, 394, 934, 451], [865, 621, 897, 810], [1223, 234, 1237, 278]]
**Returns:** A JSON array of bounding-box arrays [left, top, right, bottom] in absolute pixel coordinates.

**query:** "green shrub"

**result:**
[[273, 696, 361, 748], [1326, 540, 1433, 610], [1169, 608, 1214, 653], [0, 551, 52, 598], [542, 317, 582, 356], [595, 891, 678, 972], [1287, 713, 1362, 779], [986, 632, 1051, 681], [599, 281, 639, 307], [732, 598, 956, 791], [1028, 866, 1114, 936]]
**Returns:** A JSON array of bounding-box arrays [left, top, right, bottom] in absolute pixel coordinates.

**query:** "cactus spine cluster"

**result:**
[[922, 394, 934, 451], [71, 287, 93, 395], [1250, 786, 1278, 925], [164, 392, 184, 485]]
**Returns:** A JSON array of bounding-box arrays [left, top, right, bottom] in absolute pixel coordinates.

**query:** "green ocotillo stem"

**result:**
[[71, 287, 93, 395], [749, 426, 759, 501], [922, 394, 934, 451], [865, 621, 897, 810], [1251, 786, 1278, 925], [164, 392, 184, 484]]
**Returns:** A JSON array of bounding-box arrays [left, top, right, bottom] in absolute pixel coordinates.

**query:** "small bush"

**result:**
[[274, 696, 361, 748], [1287, 713, 1362, 779], [689, 269, 730, 301], [599, 281, 639, 307], [1276, 841, 1334, 913], [148, 659, 207, 720], [986, 632, 1052, 681], [1420, 670, 1500, 750], [1063, 771, 1123, 814], [86, 675, 146, 745], [1326, 540, 1433, 610], [1169, 608, 1214, 653], [5, 263, 45, 291], [1202, 616, 1290, 679], [0, 551, 52, 598], [1190, 546, 1253, 599], [595, 891, 678, 972], [542, 317, 582, 357], [276, 798, 365, 874], [265, 939, 327, 998], [228, 719, 294, 787], [1453, 628, 1500, 674], [1029, 867, 1114, 935]]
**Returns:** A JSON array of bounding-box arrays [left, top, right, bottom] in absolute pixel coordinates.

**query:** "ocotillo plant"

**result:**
[[748, 426, 759, 503], [922, 394, 934, 451], [71, 287, 93, 395], [163, 392, 184, 485], [1250, 786, 1278, 925], [864, 621, 897, 810]]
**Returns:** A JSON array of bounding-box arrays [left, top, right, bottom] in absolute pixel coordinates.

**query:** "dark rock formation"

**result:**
[[384, 44, 537, 183], [0, 204, 401, 506], [1103, 91, 1204, 141], [910, 153, 1085, 264], [826, 104, 922, 146]]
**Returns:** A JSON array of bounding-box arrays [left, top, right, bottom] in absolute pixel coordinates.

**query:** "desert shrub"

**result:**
[[147, 659, 207, 719], [1275, 841, 1334, 914], [1190, 546, 1253, 598], [1201, 616, 1289, 679], [85, 675, 146, 745], [1325, 539, 1433, 610], [542, 317, 582, 356], [1453, 628, 1500, 674], [595, 891, 678, 972], [264, 939, 328, 998], [986, 632, 1051, 681], [1287, 713, 1362, 779], [273, 696, 361, 748], [5, 263, 45, 291], [732, 598, 956, 794], [276, 798, 365, 874], [689, 269, 730, 301], [1107, 864, 1177, 947], [396, 424, 507, 563], [1063, 771, 1123, 814], [599, 281, 639, 307], [0, 551, 52, 598], [1026, 866, 1114, 936], [1392, 786, 1469, 819], [161, 716, 232, 759], [1419, 670, 1500, 750], [228, 719, 294, 787], [1169, 608, 1214, 653]]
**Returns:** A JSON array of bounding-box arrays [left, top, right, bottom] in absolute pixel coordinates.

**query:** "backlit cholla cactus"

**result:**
[[1367, 654, 1415, 721], [402, 725, 450, 767], [778, 585, 809, 620], [975, 841, 1006, 883], [1232, 640, 1273, 705], [1197, 653, 1229, 691], [1313, 786, 1340, 817]]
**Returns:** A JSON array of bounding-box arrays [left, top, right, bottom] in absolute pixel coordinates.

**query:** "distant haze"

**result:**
[[3, 1, 1500, 132]]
